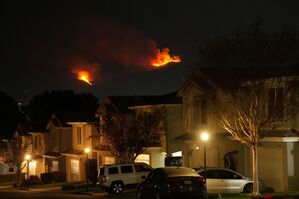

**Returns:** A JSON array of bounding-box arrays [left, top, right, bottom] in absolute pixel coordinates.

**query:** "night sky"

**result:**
[[1, 0, 299, 103]]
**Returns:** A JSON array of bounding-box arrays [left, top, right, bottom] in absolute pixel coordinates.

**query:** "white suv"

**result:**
[[97, 162, 152, 194]]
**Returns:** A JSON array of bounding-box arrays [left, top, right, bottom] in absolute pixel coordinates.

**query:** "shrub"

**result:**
[[40, 172, 53, 184], [22, 175, 42, 186], [52, 171, 66, 182]]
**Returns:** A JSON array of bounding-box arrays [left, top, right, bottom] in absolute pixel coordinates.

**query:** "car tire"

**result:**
[[243, 183, 253, 193], [136, 187, 143, 199], [110, 181, 124, 194]]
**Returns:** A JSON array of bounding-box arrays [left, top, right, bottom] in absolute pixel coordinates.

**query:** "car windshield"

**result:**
[[164, 167, 199, 177]]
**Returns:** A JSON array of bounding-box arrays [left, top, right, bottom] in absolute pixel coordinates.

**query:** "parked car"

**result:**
[[137, 167, 206, 199], [195, 168, 265, 193], [97, 162, 152, 194]]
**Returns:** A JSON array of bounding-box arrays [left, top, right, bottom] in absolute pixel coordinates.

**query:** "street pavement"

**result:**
[[0, 187, 136, 199]]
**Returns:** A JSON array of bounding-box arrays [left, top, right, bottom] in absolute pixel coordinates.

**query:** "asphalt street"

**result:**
[[0, 188, 136, 199]]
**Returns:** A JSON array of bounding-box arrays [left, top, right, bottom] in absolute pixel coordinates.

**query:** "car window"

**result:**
[[134, 164, 152, 172], [218, 170, 242, 179], [147, 169, 164, 182], [108, 167, 119, 174], [121, 165, 133, 173], [164, 167, 198, 176], [201, 170, 221, 179]]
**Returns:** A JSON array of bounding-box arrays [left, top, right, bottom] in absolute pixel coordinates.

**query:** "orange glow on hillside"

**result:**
[[151, 48, 181, 68], [76, 70, 93, 85]]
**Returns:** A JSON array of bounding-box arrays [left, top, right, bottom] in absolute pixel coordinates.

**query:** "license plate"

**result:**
[[184, 180, 192, 184]]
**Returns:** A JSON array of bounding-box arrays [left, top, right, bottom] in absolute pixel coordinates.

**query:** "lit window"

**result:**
[[135, 154, 150, 165], [51, 160, 59, 172], [104, 156, 115, 165], [29, 161, 37, 176]]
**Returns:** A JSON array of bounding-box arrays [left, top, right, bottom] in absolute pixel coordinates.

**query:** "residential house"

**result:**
[[14, 123, 47, 178], [62, 119, 111, 182], [176, 66, 299, 191], [0, 138, 16, 174], [43, 113, 73, 174], [96, 92, 183, 168]]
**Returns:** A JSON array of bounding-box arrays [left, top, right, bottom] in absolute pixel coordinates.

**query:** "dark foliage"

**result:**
[[40, 172, 53, 184], [52, 171, 67, 182], [22, 175, 42, 186], [0, 92, 23, 138], [26, 90, 99, 129]]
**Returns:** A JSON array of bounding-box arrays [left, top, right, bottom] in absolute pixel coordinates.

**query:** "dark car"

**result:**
[[137, 167, 206, 199]]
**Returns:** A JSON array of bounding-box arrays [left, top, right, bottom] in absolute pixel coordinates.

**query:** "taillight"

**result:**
[[100, 176, 107, 183], [195, 177, 205, 183]]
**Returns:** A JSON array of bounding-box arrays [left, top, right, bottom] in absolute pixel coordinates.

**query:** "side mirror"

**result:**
[[142, 175, 147, 180]]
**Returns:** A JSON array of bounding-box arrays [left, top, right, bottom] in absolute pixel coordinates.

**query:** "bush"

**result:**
[[40, 172, 53, 184], [52, 172, 66, 182], [22, 175, 42, 186]]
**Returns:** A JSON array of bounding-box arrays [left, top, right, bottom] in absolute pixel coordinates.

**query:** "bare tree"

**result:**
[[207, 75, 298, 195], [100, 110, 164, 163], [197, 22, 299, 195]]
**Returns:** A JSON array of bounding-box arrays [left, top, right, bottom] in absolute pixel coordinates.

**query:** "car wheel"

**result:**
[[154, 189, 165, 199], [136, 187, 143, 199], [243, 183, 253, 193], [111, 181, 124, 194]]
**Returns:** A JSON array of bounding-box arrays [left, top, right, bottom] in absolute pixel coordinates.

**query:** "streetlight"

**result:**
[[84, 148, 90, 192], [25, 154, 31, 188], [200, 132, 209, 193]]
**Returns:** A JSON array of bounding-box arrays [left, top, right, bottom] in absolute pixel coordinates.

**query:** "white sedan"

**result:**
[[196, 168, 265, 193]]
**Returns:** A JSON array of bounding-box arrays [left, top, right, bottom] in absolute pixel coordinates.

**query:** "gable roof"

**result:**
[[178, 64, 299, 95], [97, 92, 182, 114]]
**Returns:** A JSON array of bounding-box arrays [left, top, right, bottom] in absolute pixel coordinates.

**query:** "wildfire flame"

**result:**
[[151, 48, 181, 67], [76, 70, 93, 85]]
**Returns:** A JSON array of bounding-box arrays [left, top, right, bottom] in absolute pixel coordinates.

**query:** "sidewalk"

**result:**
[[0, 185, 13, 189]]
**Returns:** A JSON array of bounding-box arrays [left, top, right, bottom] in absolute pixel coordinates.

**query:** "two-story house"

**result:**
[[62, 119, 111, 182], [96, 93, 183, 168], [176, 66, 299, 191], [15, 123, 47, 177], [43, 113, 73, 174]]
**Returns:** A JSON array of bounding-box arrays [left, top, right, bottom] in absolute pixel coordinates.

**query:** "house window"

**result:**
[[268, 87, 284, 118], [33, 136, 38, 150], [104, 156, 115, 165], [193, 97, 208, 129], [29, 160, 37, 176], [52, 131, 58, 147], [77, 127, 82, 145], [135, 154, 150, 165], [51, 160, 59, 172], [71, 159, 79, 182]]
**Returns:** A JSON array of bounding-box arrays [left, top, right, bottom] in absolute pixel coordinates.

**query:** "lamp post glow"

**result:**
[[200, 132, 209, 193], [25, 154, 31, 188], [84, 148, 90, 192]]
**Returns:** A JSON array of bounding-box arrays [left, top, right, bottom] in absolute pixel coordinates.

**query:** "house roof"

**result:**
[[43, 151, 63, 158], [15, 122, 48, 137], [266, 129, 299, 138], [98, 92, 182, 114], [61, 149, 85, 156], [178, 64, 299, 95]]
